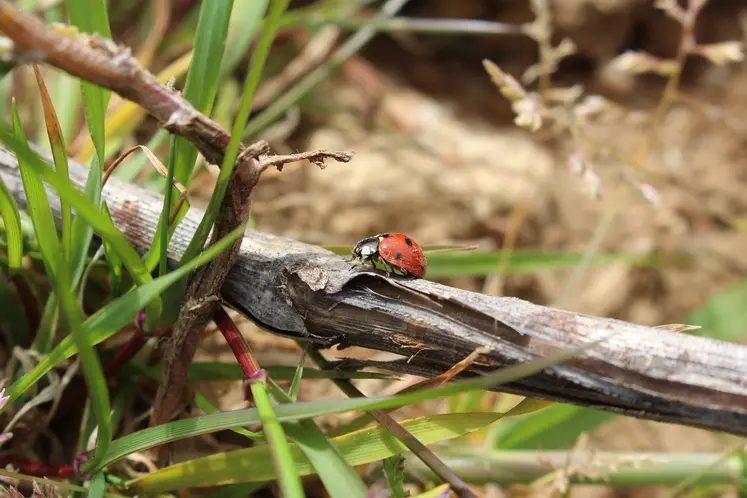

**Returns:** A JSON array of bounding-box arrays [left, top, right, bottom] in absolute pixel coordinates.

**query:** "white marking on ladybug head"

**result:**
[[360, 244, 376, 257]]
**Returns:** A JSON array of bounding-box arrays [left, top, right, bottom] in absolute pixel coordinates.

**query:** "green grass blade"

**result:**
[[67, 0, 110, 302], [242, 0, 409, 140], [66, 0, 111, 163], [156, 1, 233, 278], [102, 202, 123, 297], [284, 421, 367, 498], [129, 412, 504, 492], [136, 361, 393, 382], [11, 101, 61, 280], [271, 386, 368, 498], [171, 0, 233, 186], [33, 65, 72, 259], [0, 176, 23, 272], [384, 455, 406, 498], [288, 350, 305, 402], [180, 0, 284, 265], [90, 339, 596, 472], [323, 246, 681, 278], [221, 0, 268, 78], [52, 243, 112, 468], [0, 128, 162, 323], [493, 404, 614, 450], [194, 392, 262, 440], [88, 471, 107, 498], [0, 225, 245, 409], [32, 293, 57, 353], [69, 153, 102, 287], [250, 382, 305, 498]]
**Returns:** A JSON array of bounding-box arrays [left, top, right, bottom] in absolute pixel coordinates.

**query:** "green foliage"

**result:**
[[180, 0, 282, 265], [685, 279, 747, 343], [383, 455, 406, 498], [87, 339, 588, 474], [12, 101, 61, 282], [493, 403, 615, 450], [0, 128, 163, 325], [0, 176, 23, 272], [129, 412, 504, 492], [66, 0, 111, 163], [0, 225, 244, 409]]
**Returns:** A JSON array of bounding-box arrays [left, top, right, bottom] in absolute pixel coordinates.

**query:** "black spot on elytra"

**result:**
[[405, 238, 413, 246], [395, 252, 402, 260]]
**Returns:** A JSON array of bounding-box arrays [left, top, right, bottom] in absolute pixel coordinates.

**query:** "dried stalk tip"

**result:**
[[483, 59, 527, 101], [696, 41, 745, 66], [610, 51, 679, 76]]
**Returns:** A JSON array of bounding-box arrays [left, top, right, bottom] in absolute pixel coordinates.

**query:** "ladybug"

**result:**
[[352, 233, 427, 278]]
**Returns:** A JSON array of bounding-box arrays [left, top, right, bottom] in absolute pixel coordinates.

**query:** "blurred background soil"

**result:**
[[183, 0, 747, 478]]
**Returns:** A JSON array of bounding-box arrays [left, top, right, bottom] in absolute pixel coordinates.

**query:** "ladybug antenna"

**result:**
[[423, 244, 479, 255]]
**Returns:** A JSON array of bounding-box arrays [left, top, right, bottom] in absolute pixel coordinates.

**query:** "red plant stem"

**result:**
[[213, 307, 260, 378], [0, 456, 75, 479]]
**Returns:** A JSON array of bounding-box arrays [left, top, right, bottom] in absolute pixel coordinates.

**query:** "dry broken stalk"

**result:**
[[0, 2, 354, 432]]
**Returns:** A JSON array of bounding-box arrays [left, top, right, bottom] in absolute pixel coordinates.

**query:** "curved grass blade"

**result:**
[[269, 382, 368, 498], [242, 0, 410, 140], [249, 382, 305, 498], [33, 64, 72, 259], [11, 101, 61, 281], [0, 176, 23, 272], [221, 0, 268, 77], [156, 1, 235, 277], [0, 128, 162, 323], [91, 338, 598, 473], [283, 421, 367, 498], [52, 250, 112, 467], [171, 0, 232, 187], [0, 225, 245, 410], [194, 392, 262, 440], [66, 0, 112, 163], [129, 412, 504, 492], [180, 0, 284, 265], [494, 403, 614, 450], [102, 202, 123, 297], [137, 362, 394, 382]]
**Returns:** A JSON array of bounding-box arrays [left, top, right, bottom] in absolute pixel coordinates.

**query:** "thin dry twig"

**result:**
[[258, 149, 355, 173]]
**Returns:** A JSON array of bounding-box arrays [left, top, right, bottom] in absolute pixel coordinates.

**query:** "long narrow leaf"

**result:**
[[90, 339, 597, 472], [66, 0, 111, 163], [172, 0, 233, 186], [52, 247, 112, 467], [0, 224, 245, 409], [274, 379, 367, 498], [33, 65, 72, 259], [180, 0, 282, 265], [250, 383, 305, 498], [130, 412, 505, 492], [284, 421, 368, 498], [0, 129, 162, 322], [66, 0, 110, 311], [0, 176, 23, 272], [11, 101, 61, 280]]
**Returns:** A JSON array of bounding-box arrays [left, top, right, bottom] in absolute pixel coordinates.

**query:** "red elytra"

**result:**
[[352, 233, 427, 278]]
